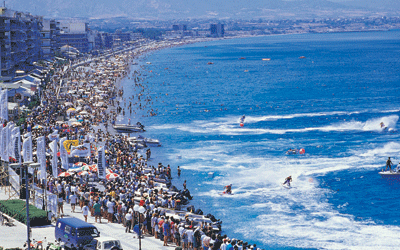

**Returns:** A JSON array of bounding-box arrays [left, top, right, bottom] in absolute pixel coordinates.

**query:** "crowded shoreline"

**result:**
[[0, 36, 263, 250]]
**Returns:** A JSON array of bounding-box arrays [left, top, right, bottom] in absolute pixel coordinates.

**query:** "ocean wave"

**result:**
[[239, 109, 399, 124], [175, 115, 399, 135]]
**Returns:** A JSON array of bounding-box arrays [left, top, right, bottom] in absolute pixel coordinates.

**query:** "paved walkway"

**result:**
[[0, 188, 176, 250]]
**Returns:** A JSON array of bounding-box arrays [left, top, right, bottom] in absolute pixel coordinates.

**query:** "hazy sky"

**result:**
[[8, 0, 400, 19]]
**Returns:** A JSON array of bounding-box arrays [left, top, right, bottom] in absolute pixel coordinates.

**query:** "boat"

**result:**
[[207, 62, 214, 65], [113, 124, 145, 133], [128, 135, 161, 146], [129, 141, 147, 149], [299, 56, 306, 59], [379, 170, 400, 178], [262, 58, 271, 61]]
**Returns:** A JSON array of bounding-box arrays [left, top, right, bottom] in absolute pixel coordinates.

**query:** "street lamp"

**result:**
[[23, 161, 34, 250], [134, 205, 146, 250]]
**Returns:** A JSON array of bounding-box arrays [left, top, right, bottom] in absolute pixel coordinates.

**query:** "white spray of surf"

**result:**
[[170, 115, 399, 135], [175, 140, 400, 249]]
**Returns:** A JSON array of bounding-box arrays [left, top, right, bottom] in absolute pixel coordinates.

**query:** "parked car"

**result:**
[[83, 237, 123, 250]]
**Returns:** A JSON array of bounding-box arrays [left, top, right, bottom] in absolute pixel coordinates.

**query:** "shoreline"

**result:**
[[0, 36, 252, 250]]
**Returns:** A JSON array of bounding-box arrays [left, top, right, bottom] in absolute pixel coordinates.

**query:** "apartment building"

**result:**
[[0, 8, 43, 77]]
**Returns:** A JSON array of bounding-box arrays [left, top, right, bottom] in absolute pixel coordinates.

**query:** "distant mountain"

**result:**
[[6, 0, 399, 19]]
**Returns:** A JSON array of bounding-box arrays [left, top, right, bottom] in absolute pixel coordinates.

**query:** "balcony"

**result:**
[[1, 62, 12, 70], [0, 23, 10, 31]]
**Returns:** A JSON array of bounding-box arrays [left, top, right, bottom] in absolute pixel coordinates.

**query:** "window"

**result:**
[[64, 225, 71, 234]]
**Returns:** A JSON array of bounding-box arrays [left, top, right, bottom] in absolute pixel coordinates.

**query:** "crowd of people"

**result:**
[[9, 42, 265, 250]]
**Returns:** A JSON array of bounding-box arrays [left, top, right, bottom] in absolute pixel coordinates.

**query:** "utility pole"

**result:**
[[24, 161, 34, 250]]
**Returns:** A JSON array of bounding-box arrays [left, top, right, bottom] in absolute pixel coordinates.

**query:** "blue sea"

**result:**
[[121, 30, 400, 249]]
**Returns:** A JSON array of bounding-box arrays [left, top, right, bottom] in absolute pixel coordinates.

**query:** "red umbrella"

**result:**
[[78, 171, 89, 176], [106, 173, 119, 181], [58, 172, 72, 178], [75, 162, 87, 167]]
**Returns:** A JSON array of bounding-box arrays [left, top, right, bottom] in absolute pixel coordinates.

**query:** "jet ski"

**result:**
[[286, 148, 305, 155]]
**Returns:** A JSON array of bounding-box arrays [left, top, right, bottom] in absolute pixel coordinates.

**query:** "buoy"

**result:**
[[299, 148, 305, 154], [240, 123, 244, 127]]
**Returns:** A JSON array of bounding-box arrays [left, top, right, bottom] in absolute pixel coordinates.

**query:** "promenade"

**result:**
[[0, 188, 172, 250]]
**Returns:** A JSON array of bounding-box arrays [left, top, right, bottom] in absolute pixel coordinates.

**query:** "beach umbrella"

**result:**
[[58, 172, 72, 178], [69, 118, 78, 122], [64, 102, 73, 107], [66, 108, 76, 114], [106, 173, 119, 181], [81, 165, 92, 171], [106, 168, 113, 174], [33, 125, 44, 129], [67, 167, 82, 173], [88, 164, 98, 172], [71, 122, 82, 127], [79, 110, 89, 115], [74, 162, 87, 167], [78, 171, 89, 176]]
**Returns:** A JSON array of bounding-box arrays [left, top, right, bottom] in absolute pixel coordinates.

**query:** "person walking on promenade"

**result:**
[[82, 201, 89, 222], [93, 200, 102, 223], [125, 210, 133, 233], [107, 198, 115, 223], [57, 194, 64, 215]]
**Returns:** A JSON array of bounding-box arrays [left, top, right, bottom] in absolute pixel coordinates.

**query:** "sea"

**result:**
[[119, 30, 400, 250]]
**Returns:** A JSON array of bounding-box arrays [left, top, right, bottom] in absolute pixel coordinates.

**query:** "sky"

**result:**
[[7, 0, 400, 19]]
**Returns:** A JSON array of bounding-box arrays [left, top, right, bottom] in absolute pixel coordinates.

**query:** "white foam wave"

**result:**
[[176, 115, 399, 135], [174, 140, 400, 249], [244, 110, 351, 123], [240, 109, 399, 124], [360, 142, 400, 158]]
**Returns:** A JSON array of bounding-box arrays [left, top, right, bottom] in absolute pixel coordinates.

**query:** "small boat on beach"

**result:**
[[128, 135, 161, 147], [113, 124, 145, 133]]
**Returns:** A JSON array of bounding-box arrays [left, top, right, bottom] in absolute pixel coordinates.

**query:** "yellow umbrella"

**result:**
[[66, 108, 76, 114]]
